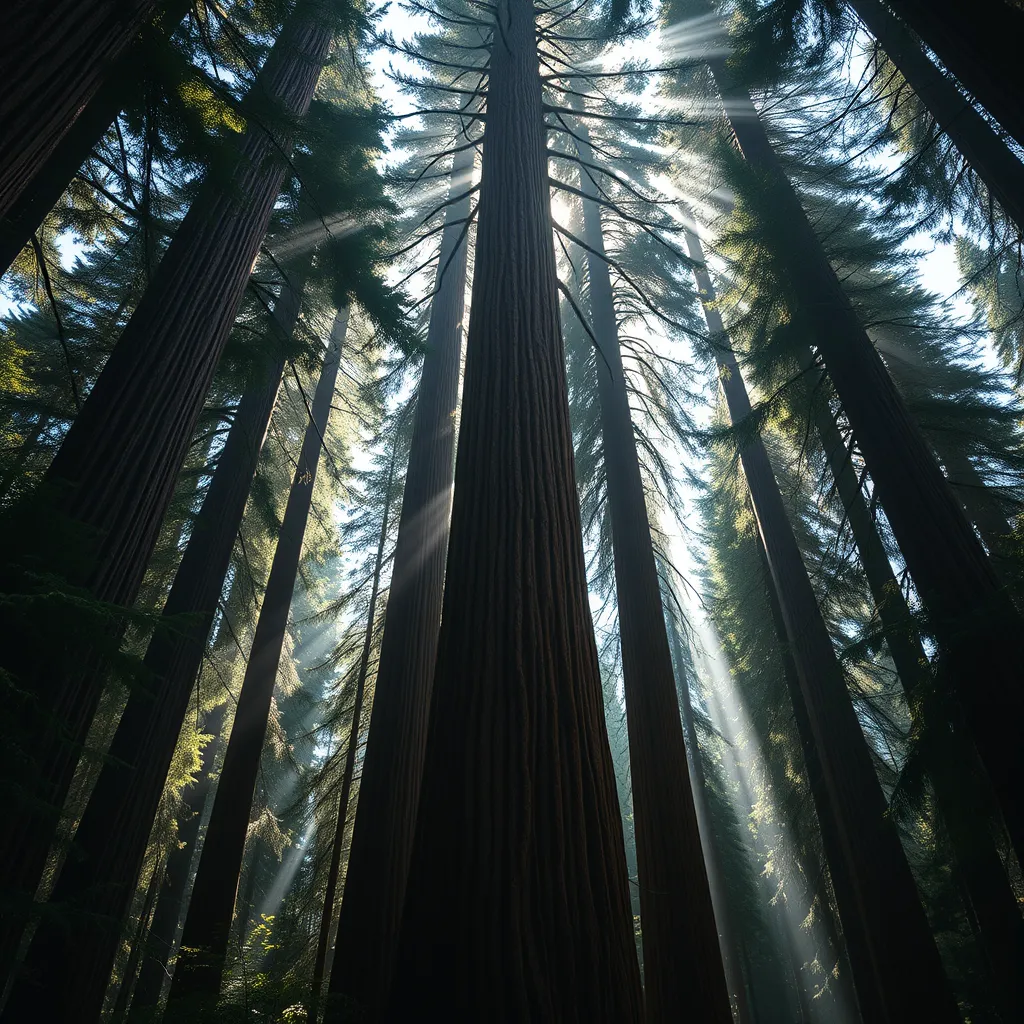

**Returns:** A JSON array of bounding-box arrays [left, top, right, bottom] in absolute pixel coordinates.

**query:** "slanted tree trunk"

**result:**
[[382, 0, 644, 1019], [707, 59, 1024, 869], [882, 0, 1024, 152], [0, 5, 333, 974], [0, 274, 306, 1022], [312, 436, 398, 1019], [0, 0, 193, 276], [328, 142, 473, 1011], [0, 0, 168, 221], [683, 225, 959, 1023], [128, 701, 226, 1020], [846, 0, 1024, 229], [111, 855, 166, 1019], [570, 103, 730, 1022], [169, 305, 348, 1004]]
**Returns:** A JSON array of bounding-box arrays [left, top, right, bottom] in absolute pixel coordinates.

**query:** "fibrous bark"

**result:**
[[0, 4, 333, 973], [684, 225, 960, 1023], [328, 142, 473, 1013], [169, 305, 347, 1003], [383, 0, 644, 1018]]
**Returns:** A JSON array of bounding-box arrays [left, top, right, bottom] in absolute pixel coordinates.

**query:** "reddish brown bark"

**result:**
[[684, 225, 960, 1023], [169, 305, 347, 1004], [0, 4, 333, 974], [572, 105, 730, 1023], [328, 144, 473, 1012], [382, 0, 644, 1019]]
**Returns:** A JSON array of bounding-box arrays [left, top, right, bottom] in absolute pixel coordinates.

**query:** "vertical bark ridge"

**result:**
[[683, 225, 960, 1023], [570, 100, 730, 1023], [328, 142, 473, 1012], [384, 0, 643, 1018], [168, 304, 348, 1003]]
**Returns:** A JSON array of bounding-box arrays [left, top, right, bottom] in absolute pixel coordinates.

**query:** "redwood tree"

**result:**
[[328, 142, 474, 1009], [0, 1, 335, 966], [381, 0, 644, 1018], [169, 304, 348, 1003]]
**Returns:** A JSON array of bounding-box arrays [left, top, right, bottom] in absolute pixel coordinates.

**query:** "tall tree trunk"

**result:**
[[0, 275, 306, 1022], [128, 702, 226, 1020], [311, 437, 398, 1019], [0, 5, 333, 974], [169, 305, 347, 1004], [0, 0, 193, 277], [707, 59, 1024, 869], [111, 855, 166, 1019], [683, 226, 960, 1023], [846, 0, 1024, 229], [328, 142, 473, 1010], [0, 0, 168, 221], [811, 389, 1024, 1021], [881, 0, 1024, 152], [383, 0, 644, 1019], [570, 103, 730, 1022]]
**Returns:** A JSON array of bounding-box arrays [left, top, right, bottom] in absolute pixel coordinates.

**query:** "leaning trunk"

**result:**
[[572, 102, 730, 1022], [0, 5, 332, 973], [169, 305, 347, 1003], [684, 226, 959, 1023], [0, 274, 305, 1021], [328, 141, 473, 1010], [707, 59, 1024, 868], [383, 0, 644, 1018]]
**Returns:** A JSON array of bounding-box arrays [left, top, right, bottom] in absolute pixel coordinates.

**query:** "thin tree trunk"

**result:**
[[938, 445, 1015, 563], [683, 226, 960, 1023], [570, 102, 730, 1022], [0, 0, 167, 222], [128, 702, 227, 1020], [383, 0, 644, 1019], [708, 59, 1024, 869], [0, 0, 193, 277], [0, 6, 333, 976], [328, 142, 473, 1010], [847, 0, 1024, 229], [882, 0, 1024, 152], [111, 855, 166, 1019], [169, 305, 348, 1004], [0, 274, 306, 1022], [311, 438, 397, 1020]]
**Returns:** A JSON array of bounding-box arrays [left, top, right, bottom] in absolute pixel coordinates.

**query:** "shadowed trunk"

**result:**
[[0, 274, 306, 1023], [111, 855, 166, 1019], [883, 0, 1024, 151], [707, 59, 1024, 871], [311, 433, 398, 1019], [381, 0, 644, 1019], [571, 101, 730, 1023], [684, 225, 959, 1023], [0, 0, 166, 222], [0, 0, 193, 276], [0, 5, 333, 976], [128, 701, 226, 1020], [327, 142, 473, 1011], [169, 305, 347, 1004], [847, 0, 1024, 229]]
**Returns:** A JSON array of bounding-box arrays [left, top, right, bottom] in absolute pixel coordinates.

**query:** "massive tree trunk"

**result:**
[[169, 305, 347, 1004], [707, 60, 1024, 868], [382, 1, 644, 1019], [0, 4, 333, 972], [128, 701, 226, 1020], [0, 0, 168, 222], [684, 226, 960, 1023], [571, 105, 730, 1023], [0, 0, 193, 276], [881, 0, 1024, 152], [0, 276, 305, 1022], [312, 437, 398, 1018], [811, 388, 1024, 1022], [846, 0, 1024, 229], [328, 143, 473, 1011]]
